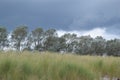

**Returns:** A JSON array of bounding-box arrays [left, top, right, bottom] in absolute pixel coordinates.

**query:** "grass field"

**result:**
[[0, 51, 120, 80]]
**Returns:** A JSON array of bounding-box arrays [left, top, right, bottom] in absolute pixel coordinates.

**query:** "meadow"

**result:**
[[0, 51, 119, 80]]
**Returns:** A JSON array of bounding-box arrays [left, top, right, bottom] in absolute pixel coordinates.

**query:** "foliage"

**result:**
[[11, 26, 28, 51], [31, 27, 44, 50], [1, 26, 120, 56], [0, 27, 8, 50]]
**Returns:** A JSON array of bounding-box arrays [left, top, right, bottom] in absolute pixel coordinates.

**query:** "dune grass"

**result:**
[[0, 51, 119, 80]]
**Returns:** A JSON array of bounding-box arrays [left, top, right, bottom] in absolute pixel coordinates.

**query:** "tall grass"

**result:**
[[0, 51, 119, 80]]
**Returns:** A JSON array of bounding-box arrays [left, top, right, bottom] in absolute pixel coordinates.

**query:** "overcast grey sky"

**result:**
[[0, 0, 120, 39]]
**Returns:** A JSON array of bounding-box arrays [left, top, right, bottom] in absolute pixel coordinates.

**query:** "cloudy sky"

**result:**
[[0, 0, 120, 39]]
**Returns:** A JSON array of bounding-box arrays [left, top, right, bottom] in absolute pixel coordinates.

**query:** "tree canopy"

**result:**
[[0, 26, 120, 56]]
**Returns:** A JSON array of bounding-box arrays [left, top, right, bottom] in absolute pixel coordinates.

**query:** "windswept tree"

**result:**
[[0, 27, 8, 50], [11, 26, 28, 51]]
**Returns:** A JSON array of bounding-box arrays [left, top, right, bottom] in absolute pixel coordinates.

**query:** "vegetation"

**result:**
[[0, 51, 119, 80], [0, 26, 120, 56], [0, 27, 8, 50]]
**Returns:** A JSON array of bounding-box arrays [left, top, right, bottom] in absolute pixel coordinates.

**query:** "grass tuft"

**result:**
[[0, 51, 119, 80]]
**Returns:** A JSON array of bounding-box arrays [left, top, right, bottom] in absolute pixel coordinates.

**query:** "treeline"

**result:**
[[0, 26, 120, 56]]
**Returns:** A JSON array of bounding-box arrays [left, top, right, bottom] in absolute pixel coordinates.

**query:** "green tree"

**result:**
[[55, 37, 66, 52], [62, 33, 78, 53], [106, 39, 120, 56], [91, 36, 106, 55], [44, 29, 58, 51], [31, 27, 44, 50], [0, 27, 8, 50], [77, 35, 93, 55], [11, 26, 28, 51]]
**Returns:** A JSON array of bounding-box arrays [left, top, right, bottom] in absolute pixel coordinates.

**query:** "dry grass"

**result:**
[[0, 51, 119, 80]]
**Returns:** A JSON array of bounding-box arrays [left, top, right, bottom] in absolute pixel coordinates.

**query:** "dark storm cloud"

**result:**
[[0, 0, 120, 35], [0, 0, 74, 30], [68, 0, 120, 31]]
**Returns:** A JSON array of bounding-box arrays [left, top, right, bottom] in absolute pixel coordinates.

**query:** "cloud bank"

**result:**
[[57, 27, 119, 40]]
